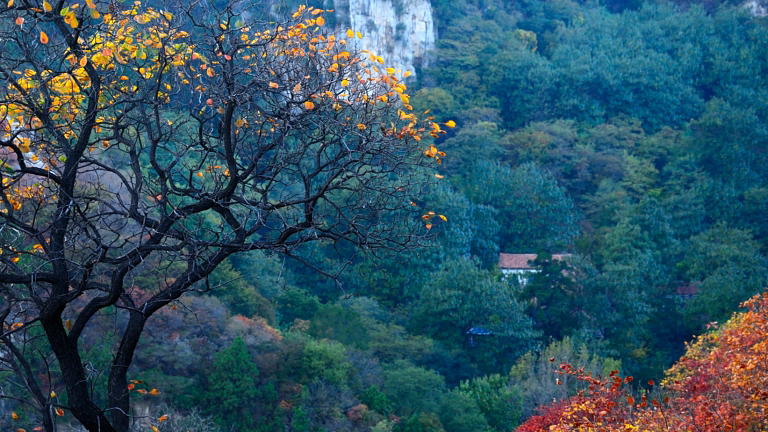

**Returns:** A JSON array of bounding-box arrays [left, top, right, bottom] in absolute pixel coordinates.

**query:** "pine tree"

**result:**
[[202, 338, 259, 431]]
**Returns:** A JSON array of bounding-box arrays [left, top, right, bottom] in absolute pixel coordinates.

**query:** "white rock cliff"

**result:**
[[336, 0, 435, 76]]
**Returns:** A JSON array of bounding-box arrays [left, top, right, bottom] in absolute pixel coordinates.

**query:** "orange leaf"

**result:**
[[15, 17, 24, 26], [40, 31, 48, 44]]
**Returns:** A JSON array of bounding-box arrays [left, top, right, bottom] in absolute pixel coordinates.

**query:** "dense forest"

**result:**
[[2, 0, 768, 430]]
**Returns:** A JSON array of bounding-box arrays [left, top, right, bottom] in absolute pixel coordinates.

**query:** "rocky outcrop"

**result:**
[[336, 0, 435, 76], [745, 0, 768, 16]]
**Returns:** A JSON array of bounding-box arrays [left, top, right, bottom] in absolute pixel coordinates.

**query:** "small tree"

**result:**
[[199, 337, 259, 431], [519, 252, 580, 341], [0, 1, 449, 430]]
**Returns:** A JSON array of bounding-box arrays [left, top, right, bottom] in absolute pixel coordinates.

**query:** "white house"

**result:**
[[498, 253, 571, 285]]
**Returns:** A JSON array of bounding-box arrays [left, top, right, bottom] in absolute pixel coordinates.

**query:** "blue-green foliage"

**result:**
[[198, 338, 259, 431], [40, 2, 768, 432], [411, 258, 539, 372], [462, 161, 580, 253]]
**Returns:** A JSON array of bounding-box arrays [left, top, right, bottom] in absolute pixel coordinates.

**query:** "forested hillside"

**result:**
[[2, 0, 768, 431]]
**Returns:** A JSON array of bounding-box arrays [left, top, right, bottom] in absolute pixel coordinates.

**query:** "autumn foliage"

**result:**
[[518, 292, 768, 431], [1, 0, 451, 430]]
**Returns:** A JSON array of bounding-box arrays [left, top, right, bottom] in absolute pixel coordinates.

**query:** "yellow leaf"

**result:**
[[151, 426, 159, 432], [7, 0, 14, 7], [316, 16, 324, 26], [386, 67, 395, 75], [439, 215, 447, 221], [43, 0, 51, 11], [90, 9, 100, 19], [445, 120, 456, 128], [341, 79, 348, 87], [346, 29, 354, 38], [356, 31, 362, 39], [51, 390, 57, 398], [304, 101, 314, 110], [64, 11, 78, 28]]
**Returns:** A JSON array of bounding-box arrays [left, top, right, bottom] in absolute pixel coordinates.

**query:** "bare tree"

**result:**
[[0, 0, 447, 430]]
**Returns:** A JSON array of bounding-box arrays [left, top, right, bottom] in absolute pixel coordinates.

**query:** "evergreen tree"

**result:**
[[200, 338, 259, 431]]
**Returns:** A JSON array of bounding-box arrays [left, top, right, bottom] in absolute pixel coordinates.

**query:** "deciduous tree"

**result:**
[[0, 1, 448, 430]]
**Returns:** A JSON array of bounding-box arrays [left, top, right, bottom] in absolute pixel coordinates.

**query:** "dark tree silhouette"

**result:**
[[0, 1, 447, 430]]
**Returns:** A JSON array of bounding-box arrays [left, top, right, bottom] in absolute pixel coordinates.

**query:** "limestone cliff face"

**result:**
[[745, 0, 768, 16], [336, 0, 435, 76]]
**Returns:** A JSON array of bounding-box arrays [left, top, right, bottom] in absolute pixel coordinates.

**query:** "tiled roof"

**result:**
[[498, 253, 570, 269], [676, 283, 700, 296]]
